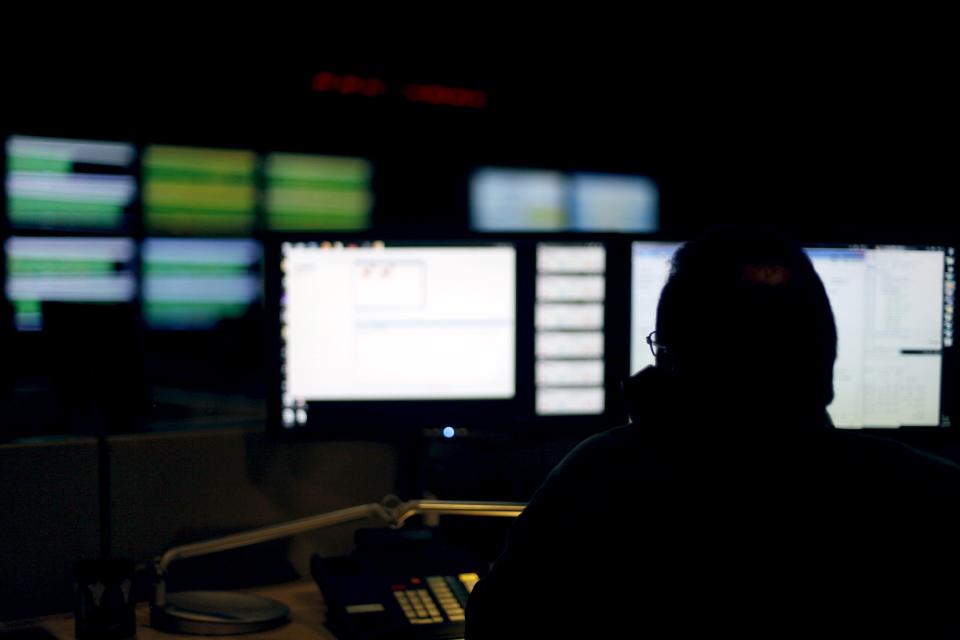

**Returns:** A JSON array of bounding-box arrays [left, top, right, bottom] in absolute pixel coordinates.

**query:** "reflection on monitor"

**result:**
[[279, 241, 516, 428], [264, 154, 373, 231], [630, 241, 955, 428], [470, 169, 566, 231], [6, 136, 137, 231], [471, 168, 659, 232], [4, 237, 137, 330], [535, 243, 606, 415], [143, 145, 257, 234], [570, 173, 658, 232], [143, 239, 261, 330]]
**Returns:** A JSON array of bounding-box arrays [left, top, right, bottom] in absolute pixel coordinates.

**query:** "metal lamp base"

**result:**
[[150, 591, 290, 635]]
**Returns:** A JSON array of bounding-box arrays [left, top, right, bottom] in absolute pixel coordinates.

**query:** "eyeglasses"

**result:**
[[646, 331, 667, 358]]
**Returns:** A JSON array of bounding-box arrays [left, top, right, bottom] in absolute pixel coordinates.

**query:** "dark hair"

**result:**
[[656, 227, 837, 413]]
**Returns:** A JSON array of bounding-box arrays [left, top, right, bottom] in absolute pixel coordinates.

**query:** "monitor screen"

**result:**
[[264, 153, 373, 231], [143, 145, 257, 235], [4, 237, 137, 331], [142, 239, 261, 330], [470, 169, 566, 231], [570, 173, 658, 232], [535, 243, 607, 415], [5, 135, 137, 232], [806, 246, 953, 428], [630, 241, 955, 428], [278, 241, 516, 430]]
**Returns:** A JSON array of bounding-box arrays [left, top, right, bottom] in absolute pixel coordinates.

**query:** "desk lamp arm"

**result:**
[[153, 495, 526, 606]]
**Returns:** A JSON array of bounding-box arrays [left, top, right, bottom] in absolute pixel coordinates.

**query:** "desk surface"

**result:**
[[3, 581, 337, 639]]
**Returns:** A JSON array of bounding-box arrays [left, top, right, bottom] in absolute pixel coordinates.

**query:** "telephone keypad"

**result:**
[[389, 575, 477, 626], [427, 576, 466, 622], [393, 588, 444, 624]]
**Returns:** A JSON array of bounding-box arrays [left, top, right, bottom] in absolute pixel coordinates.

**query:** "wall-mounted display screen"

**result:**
[[4, 237, 137, 331], [264, 153, 373, 231], [142, 239, 261, 330], [5, 136, 137, 232], [143, 146, 257, 235]]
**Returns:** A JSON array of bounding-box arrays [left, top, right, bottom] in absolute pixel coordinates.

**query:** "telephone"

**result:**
[[311, 528, 486, 640]]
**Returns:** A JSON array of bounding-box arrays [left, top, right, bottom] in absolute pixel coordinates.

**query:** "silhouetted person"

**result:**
[[467, 227, 960, 637]]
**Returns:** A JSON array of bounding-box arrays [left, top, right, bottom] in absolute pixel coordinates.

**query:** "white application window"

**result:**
[[808, 247, 945, 428], [282, 243, 516, 401]]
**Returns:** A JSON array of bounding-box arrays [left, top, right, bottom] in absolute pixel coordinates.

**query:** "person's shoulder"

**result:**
[[516, 423, 649, 533], [557, 423, 644, 468], [825, 428, 960, 482], [539, 422, 653, 494]]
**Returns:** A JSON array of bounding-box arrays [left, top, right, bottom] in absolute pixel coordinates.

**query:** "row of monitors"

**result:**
[[471, 169, 658, 232], [6, 136, 373, 234], [5, 235, 952, 431], [273, 238, 956, 433], [4, 136, 658, 234], [4, 237, 261, 331]]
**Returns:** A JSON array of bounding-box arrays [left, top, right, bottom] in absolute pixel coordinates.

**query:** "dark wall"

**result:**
[[0, 431, 398, 620], [108, 430, 398, 570], [0, 438, 100, 620]]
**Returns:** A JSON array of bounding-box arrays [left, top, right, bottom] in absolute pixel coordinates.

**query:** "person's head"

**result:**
[[655, 226, 837, 420]]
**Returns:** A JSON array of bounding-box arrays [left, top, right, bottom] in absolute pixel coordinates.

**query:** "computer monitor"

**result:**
[[274, 239, 518, 433], [5, 135, 137, 232], [535, 242, 607, 416], [142, 239, 261, 330], [264, 153, 373, 231], [143, 145, 257, 235], [569, 173, 658, 232], [269, 235, 628, 436], [806, 245, 953, 428], [470, 169, 566, 231], [630, 241, 956, 429], [4, 237, 137, 331]]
